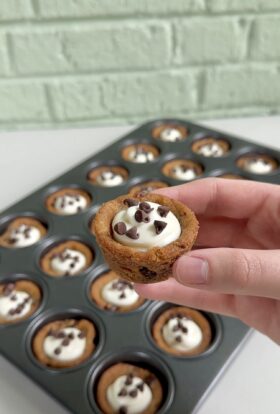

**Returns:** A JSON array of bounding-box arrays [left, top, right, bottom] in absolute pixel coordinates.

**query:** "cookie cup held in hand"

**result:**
[[93, 194, 199, 284]]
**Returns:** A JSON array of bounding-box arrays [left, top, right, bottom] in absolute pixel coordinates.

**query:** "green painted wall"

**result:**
[[1, 0, 280, 130]]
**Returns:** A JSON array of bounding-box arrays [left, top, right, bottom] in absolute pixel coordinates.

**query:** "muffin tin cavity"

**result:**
[[45, 187, 92, 215], [88, 165, 129, 187], [192, 137, 230, 158], [162, 159, 204, 181], [129, 180, 169, 197], [122, 143, 160, 164], [0, 215, 47, 249], [88, 350, 174, 414], [90, 269, 146, 313], [151, 123, 188, 142], [145, 302, 222, 359], [40, 239, 94, 277], [0, 277, 42, 325], [236, 152, 279, 175]]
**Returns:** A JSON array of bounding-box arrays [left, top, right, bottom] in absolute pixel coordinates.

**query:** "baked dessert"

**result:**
[[192, 137, 230, 157], [129, 181, 168, 198], [91, 271, 145, 312], [236, 153, 278, 174], [0, 280, 41, 324], [88, 166, 128, 187], [151, 123, 188, 142], [33, 318, 96, 368], [218, 173, 244, 179], [93, 194, 198, 283], [45, 188, 91, 215], [121, 144, 159, 164], [0, 217, 47, 248], [162, 159, 203, 181], [40, 240, 93, 277], [96, 363, 163, 414], [152, 306, 211, 356]]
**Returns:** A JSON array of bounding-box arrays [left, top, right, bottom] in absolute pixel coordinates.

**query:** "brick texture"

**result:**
[[0, 1, 280, 129]]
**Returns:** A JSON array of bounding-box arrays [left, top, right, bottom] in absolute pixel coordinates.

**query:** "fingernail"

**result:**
[[174, 255, 208, 285]]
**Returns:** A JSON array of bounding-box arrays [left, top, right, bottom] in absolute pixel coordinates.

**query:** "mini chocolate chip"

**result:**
[[77, 206, 82, 212], [54, 347, 61, 355], [62, 338, 70, 346], [175, 335, 182, 343], [119, 406, 127, 414], [139, 202, 153, 213], [3, 283, 15, 296], [135, 209, 150, 223], [181, 326, 188, 334], [123, 198, 138, 207], [69, 262, 76, 269], [154, 220, 167, 234], [78, 331, 86, 339], [8, 238, 17, 245], [172, 325, 180, 332], [137, 382, 145, 392], [114, 222, 127, 235], [68, 332, 75, 339], [57, 331, 66, 339], [68, 201, 74, 205], [118, 388, 127, 397], [119, 292, 126, 299], [126, 226, 139, 240], [157, 205, 170, 218], [145, 374, 155, 386], [10, 295, 17, 302], [139, 267, 157, 278], [129, 389, 138, 398], [8, 309, 16, 316], [15, 306, 23, 314], [125, 374, 133, 386]]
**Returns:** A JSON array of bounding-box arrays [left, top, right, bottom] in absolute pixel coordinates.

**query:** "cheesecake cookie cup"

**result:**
[[129, 181, 168, 198], [121, 144, 159, 164], [88, 166, 129, 187], [96, 363, 163, 414], [151, 123, 188, 142], [236, 153, 279, 175], [93, 194, 198, 284], [0, 217, 47, 248], [45, 188, 91, 215], [192, 137, 230, 157]]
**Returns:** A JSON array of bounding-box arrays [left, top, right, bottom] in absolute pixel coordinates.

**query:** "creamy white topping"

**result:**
[[172, 166, 197, 181], [96, 171, 124, 187], [0, 290, 31, 320], [162, 316, 203, 352], [106, 375, 152, 414], [50, 248, 86, 275], [112, 201, 181, 251], [43, 327, 86, 361], [128, 149, 155, 163], [8, 224, 41, 247], [160, 128, 183, 142], [102, 279, 139, 307], [197, 143, 224, 157], [244, 158, 273, 174], [54, 194, 87, 214]]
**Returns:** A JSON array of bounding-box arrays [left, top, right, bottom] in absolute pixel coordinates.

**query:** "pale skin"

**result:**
[[135, 178, 280, 345]]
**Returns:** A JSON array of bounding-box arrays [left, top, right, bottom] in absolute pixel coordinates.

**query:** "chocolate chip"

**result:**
[[175, 335, 182, 343], [78, 331, 86, 339], [54, 347, 61, 355], [172, 325, 180, 332], [126, 226, 139, 240], [139, 202, 153, 213], [119, 406, 127, 414], [157, 205, 170, 218], [118, 388, 127, 397], [137, 382, 145, 392], [119, 292, 126, 299], [8, 237, 17, 245], [114, 222, 127, 235], [145, 374, 155, 385], [8, 309, 16, 316], [77, 206, 82, 212], [57, 331, 66, 339], [181, 326, 188, 334], [125, 373, 133, 386], [123, 198, 138, 207], [154, 220, 167, 234], [62, 338, 70, 346], [134, 209, 150, 223], [129, 389, 138, 398], [3, 283, 15, 296], [139, 267, 157, 278], [68, 332, 75, 340]]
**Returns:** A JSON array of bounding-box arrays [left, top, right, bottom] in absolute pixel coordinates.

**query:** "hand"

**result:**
[[135, 178, 280, 345]]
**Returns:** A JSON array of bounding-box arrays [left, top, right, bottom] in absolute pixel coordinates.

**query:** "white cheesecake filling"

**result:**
[[0, 289, 31, 320], [112, 201, 181, 251], [50, 248, 86, 275], [8, 224, 41, 247], [96, 171, 124, 187], [106, 375, 152, 414], [54, 194, 87, 214], [160, 128, 183, 142], [43, 327, 86, 361], [244, 158, 274, 174], [172, 166, 198, 181], [197, 143, 224, 157], [102, 279, 139, 307], [162, 316, 203, 352], [128, 149, 155, 163]]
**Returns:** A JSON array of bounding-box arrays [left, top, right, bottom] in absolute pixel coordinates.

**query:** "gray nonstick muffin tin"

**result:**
[[1, 118, 279, 414]]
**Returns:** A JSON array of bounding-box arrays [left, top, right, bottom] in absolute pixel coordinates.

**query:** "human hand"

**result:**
[[135, 178, 280, 344]]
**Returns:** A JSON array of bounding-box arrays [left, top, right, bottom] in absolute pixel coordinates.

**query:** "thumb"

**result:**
[[173, 248, 280, 299]]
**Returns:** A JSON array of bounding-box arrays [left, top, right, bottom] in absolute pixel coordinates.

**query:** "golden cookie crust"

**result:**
[[218, 173, 244, 179], [45, 188, 91, 214], [152, 306, 212, 356], [129, 181, 168, 198], [0, 217, 47, 248], [32, 318, 96, 368], [121, 144, 159, 162], [93, 193, 199, 283], [191, 137, 230, 155], [0, 280, 41, 324], [96, 363, 163, 414], [40, 240, 93, 277], [236, 153, 278, 173], [88, 166, 128, 185], [151, 123, 188, 141], [161, 159, 203, 180], [91, 270, 145, 312]]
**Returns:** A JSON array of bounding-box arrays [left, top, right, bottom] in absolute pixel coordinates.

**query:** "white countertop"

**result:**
[[0, 116, 279, 414]]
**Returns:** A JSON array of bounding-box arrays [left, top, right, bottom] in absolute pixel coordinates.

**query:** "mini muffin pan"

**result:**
[[1, 118, 279, 413]]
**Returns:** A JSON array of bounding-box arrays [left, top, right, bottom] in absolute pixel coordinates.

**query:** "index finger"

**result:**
[[155, 177, 279, 219]]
